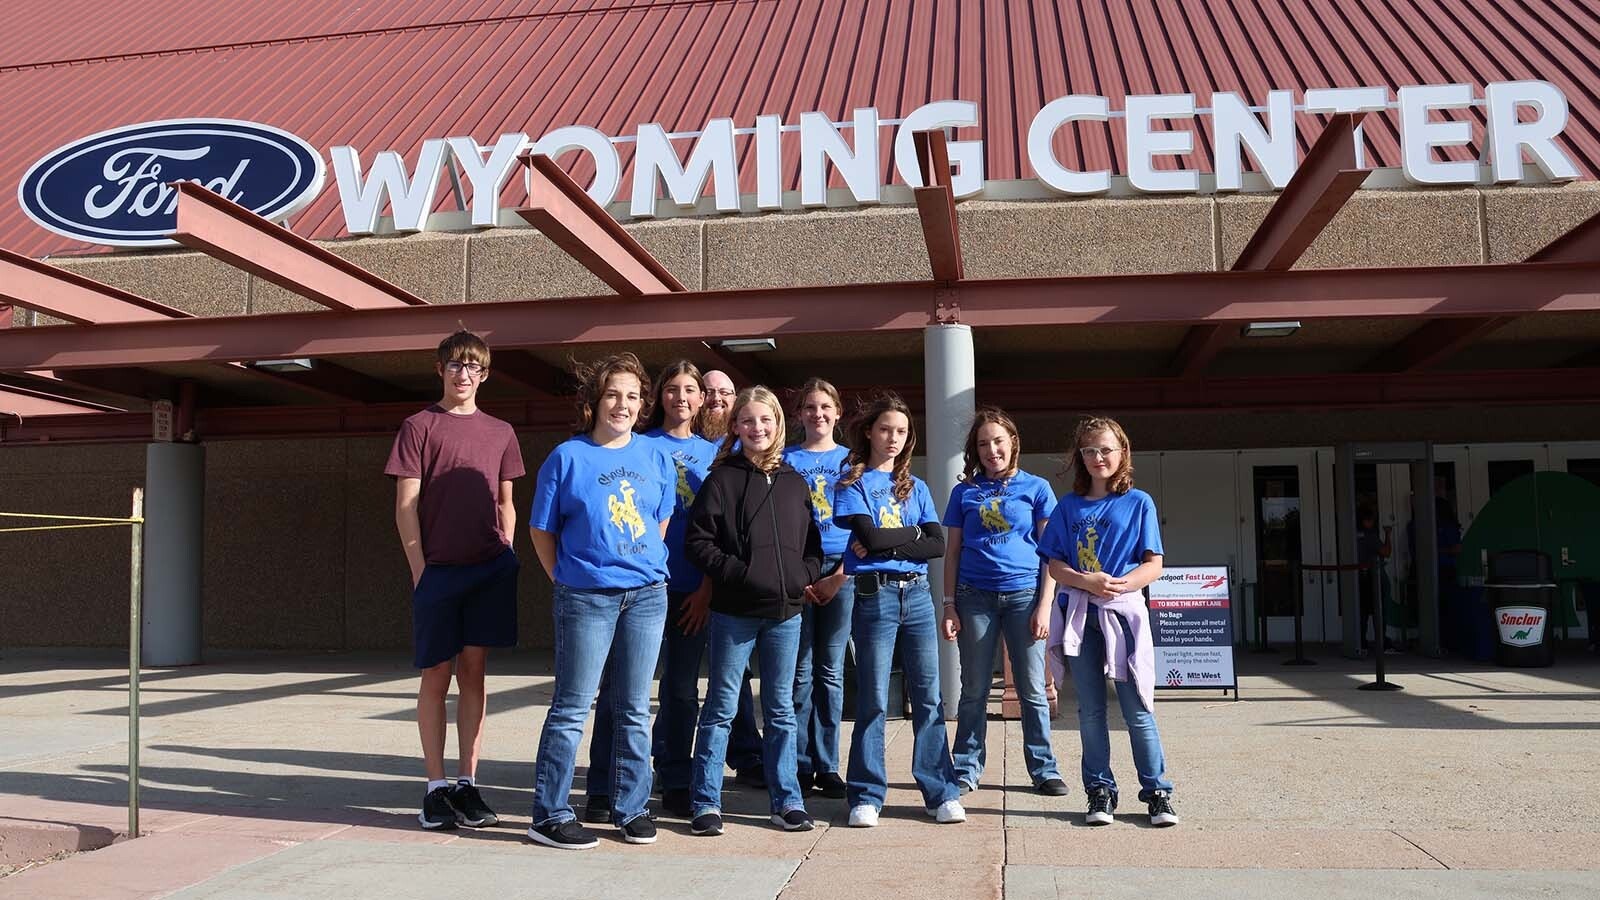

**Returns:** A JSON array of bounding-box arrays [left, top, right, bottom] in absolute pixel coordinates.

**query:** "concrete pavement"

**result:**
[[1, 647, 1597, 898]]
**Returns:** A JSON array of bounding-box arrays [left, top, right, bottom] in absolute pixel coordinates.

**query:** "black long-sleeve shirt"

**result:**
[[837, 515, 945, 562]]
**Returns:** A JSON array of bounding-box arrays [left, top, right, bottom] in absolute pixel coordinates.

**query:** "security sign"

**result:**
[[19, 118, 325, 247], [1148, 566, 1237, 692]]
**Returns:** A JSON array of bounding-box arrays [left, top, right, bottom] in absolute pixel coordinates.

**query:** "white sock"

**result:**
[[456, 775, 475, 787], [426, 778, 449, 795]]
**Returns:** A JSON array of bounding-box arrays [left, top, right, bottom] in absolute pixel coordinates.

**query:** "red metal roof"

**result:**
[[4, 0, 1599, 258]]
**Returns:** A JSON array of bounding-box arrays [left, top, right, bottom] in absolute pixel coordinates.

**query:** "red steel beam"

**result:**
[[0, 384, 121, 417], [516, 153, 686, 296], [0, 304, 13, 328], [170, 181, 428, 310], [912, 130, 964, 282], [3, 261, 1599, 373], [0, 248, 190, 323], [1172, 114, 1369, 379]]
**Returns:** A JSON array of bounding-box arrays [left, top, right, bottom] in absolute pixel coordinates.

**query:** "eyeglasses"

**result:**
[[1079, 446, 1123, 461], [709, 388, 736, 398], [444, 361, 486, 377]]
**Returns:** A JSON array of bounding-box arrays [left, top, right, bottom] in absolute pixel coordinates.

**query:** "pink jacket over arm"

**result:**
[[1047, 587, 1156, 714]]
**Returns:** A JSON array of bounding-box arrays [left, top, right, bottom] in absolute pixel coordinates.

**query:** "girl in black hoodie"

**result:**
[[685, 386, 824, 837]]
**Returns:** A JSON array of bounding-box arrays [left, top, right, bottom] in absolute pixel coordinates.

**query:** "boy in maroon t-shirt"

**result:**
[[385, 330, 525, 830]]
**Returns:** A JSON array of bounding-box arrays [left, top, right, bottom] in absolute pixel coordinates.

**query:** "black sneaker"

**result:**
[[619, 814, 657, 845], [771, 808, 814, 832], [797, 771, 816, 793], [418, 786, 459, 830], [1037, 777, 1070, 797], [690, 812, 724, 836], [734, 767, 767, 788], [527, 819, 598, 850], [583, 794, 611, 825], [1146, 791, 1179, 827], [813, 772, 847, 800], [1085, 787, 1115, 826], [661, 788, 692, 817], [449, 782, 498, 827]]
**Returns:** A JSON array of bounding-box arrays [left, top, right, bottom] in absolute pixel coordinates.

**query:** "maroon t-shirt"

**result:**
[[384, 406, 526, 566]]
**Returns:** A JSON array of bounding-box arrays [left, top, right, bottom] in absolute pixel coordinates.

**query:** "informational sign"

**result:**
[[19, 118, 325, 247], [1148, 566, 1237, 692], [1495, 606, 1547, 647], [151, 400, 174, 443]]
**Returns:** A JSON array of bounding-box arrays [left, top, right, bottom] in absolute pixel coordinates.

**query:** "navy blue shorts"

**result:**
[[412, 547, 520, 668]]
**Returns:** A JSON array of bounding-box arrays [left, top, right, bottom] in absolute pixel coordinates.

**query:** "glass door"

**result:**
[[1237, 451, 1325, 645]]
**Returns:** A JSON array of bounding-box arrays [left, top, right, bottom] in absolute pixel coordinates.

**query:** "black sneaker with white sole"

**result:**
[[1146, 790, 1179, 827], [813, 772, 847, 800], [1085, 787, 1115, 826], [619, 814, 657, 844], [661, 788, 692, 817], [449, 782, 498, 827], [1037, 777, 1070, 796], [690, 812, 724, 836], [583, 794, 611, 825], [418, 786, 459, 830], [527, 819, 598, 850], [771, 808, 814, 832]]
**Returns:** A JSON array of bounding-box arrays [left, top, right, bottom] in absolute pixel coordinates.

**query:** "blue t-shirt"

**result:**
[[645, 428, 720, 593], [1037, 489, 1163, 580], [942, 471, 1057, 592], [529, 433, 675, 589], [782, 444, 851, 557], [833, 469, 938, 575]]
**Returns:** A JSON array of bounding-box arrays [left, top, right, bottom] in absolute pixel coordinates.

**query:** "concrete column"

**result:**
[[1334, 444, 1360, 658], [925, 323, 974, 718], [143, 442, 204, 666]]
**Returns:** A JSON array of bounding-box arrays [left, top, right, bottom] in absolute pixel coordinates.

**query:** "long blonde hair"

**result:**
[[716, 386, 786, 473]]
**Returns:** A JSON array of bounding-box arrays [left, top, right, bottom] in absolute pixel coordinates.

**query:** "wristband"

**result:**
[[942, 598, 957, 608]]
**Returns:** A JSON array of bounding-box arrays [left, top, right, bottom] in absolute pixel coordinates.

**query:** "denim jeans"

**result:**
[[951, 584, 1061, 787], [1066, 609, 1173, 803], [588, 591, 764, 797], [691, 611, 804, 816], [531, 581, 666, 827], [845, 575, 960, 810], [794, 556, 855, 779]]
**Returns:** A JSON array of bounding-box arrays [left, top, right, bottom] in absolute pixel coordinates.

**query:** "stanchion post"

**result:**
[[1284, 562, 1315, 665], [128, 487, 144, 837], [1359, 563, 1403, 691]]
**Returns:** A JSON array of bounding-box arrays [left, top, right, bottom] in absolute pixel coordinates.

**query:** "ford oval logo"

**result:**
[[19, 118, 325, 247]]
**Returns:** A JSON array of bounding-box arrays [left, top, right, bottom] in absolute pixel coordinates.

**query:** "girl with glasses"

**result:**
[[1038, 416, 1179, 828]]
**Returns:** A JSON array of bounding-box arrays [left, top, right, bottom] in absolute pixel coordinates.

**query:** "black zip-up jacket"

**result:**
[[685, 454, 824, 621]]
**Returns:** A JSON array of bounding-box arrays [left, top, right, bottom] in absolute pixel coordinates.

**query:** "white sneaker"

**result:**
[[847, 804, 879, 828], [926, 799, 966, 823]]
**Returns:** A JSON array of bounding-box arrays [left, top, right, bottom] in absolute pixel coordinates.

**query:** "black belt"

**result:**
[[858, 571, 922, 586]]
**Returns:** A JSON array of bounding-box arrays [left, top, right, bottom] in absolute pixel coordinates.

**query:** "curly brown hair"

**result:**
[[837, 391, 916, 502], [961, 406, 1021, 483], [1070, 415, 1135, 496], [571, 353, 652, 436]]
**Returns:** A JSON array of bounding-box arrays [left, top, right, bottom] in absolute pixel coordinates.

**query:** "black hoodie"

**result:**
[[684, 453, 824, 621]]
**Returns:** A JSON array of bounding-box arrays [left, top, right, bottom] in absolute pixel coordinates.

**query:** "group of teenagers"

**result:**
[[385, 330, 1180, 852]]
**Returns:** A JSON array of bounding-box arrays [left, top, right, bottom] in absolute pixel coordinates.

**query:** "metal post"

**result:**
[[143, 442, 204, 665], [1284, 562, 1315, 665], [1359, 563, 1403, 691], [128, 487, 144, 837], [924, 323, 974, 718]]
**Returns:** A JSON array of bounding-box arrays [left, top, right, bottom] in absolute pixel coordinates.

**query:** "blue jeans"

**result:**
[[846, 575, 960, 810], [1066, 610, 1173, 803], [588, 591, 763, 797], [691, 612, 805, 816], [794, 556, 855, 779], [531, 582, 666, 827], [951, 584, 1061, 787]]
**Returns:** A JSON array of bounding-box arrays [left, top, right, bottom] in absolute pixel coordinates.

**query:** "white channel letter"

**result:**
[[1398, 84, 1477, 185], [331, 139, 450, 234], [84, 146, 210, 219], [1302, 86, 1389, 115], [894, 100, 984, 197], [1125, 94, 1199, 193], [528, 126, 622, 208], [755, 115, 783, 209], [445, 133, 528, 227], [800, 108, 881, 207], [1211, 90, 1296, 190], [1027, 95, 1111, 195], [630, 119, 739, 218], [1485, 80, 1578, 183]]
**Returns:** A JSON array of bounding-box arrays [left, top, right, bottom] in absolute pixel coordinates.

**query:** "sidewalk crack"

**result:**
[[1394, 830, 1450, 870]]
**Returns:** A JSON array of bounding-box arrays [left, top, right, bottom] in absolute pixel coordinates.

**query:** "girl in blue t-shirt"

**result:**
[[781, 378, 854, 799], [939, 407, 1065, 797], [527, 353, 675, 850], [1037, 415, 1179, 829], [833, 392, 966, 828]]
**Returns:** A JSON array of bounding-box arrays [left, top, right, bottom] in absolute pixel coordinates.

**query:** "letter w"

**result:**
[[331, 140, 451, 234]]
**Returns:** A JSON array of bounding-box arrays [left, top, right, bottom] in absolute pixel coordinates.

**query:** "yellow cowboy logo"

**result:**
[[1076, 522, 1103, 573], [674, 460, 695, 510], [979, 496, 1010, 534], [608, 479, 647, 540], [810, 475, 832, 521], [878, 500, 903, 528]]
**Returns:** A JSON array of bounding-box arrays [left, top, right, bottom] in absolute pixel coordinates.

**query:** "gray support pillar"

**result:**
[[925, 323, 975, 718], [142, 442, 204, 666], [1334, 443, 1360, 658], [1411, 448, 1441, 657]]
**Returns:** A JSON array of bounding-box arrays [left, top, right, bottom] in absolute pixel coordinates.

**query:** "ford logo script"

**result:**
[[19, 118, 325, 247]]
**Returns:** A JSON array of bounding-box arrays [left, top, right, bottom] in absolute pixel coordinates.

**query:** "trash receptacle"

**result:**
[[1486, 550, 1557, 667]]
